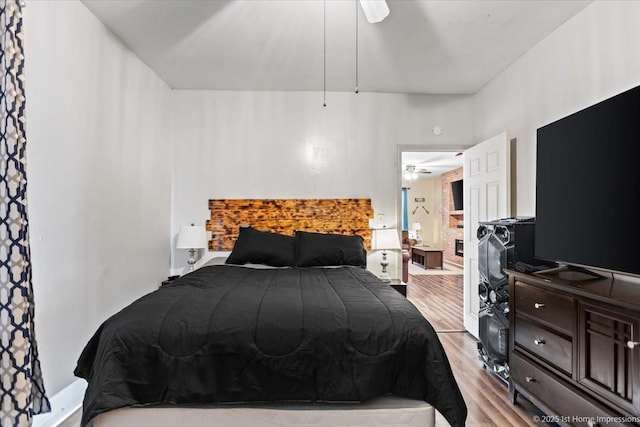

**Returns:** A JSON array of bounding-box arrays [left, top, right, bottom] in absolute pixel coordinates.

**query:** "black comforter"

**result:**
[[75, 265, 467, 426]]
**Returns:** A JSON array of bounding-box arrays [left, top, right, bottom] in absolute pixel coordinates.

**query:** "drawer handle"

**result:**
[[525, 376, 535, 383], [534, 339, 545, 346], [534, 302, 545, 309], [627, 341, 640, 349]]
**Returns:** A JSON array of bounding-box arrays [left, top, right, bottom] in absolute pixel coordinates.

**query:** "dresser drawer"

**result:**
[[515, 280, 574, 334], [515, 316, 572, 374], [511, 353, 625, 427]]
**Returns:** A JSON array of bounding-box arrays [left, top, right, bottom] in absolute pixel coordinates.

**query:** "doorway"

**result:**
[[397, 145, 466, 332]]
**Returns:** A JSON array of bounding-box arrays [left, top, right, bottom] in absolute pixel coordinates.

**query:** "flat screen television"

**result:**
[[451, 179, 463, 211], [535, 85, 640, 277]]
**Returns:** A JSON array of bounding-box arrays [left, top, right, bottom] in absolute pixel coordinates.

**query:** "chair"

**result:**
[[401, 230, 417, 254], [402, 249, 410, 283]]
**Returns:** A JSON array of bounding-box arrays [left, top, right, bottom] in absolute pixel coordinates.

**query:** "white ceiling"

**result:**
[[402, 151, 463, 179], [82, 0, 591, 94]]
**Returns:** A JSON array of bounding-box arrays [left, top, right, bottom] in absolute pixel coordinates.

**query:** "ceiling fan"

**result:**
[[403, 164, 432, 181]]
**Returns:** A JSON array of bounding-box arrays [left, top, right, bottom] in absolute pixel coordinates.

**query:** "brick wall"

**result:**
[[441, 167, 464, 266]]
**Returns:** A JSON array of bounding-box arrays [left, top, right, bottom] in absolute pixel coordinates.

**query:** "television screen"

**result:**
[[535, 85, 640, 276], [451, 180, 463, 211]]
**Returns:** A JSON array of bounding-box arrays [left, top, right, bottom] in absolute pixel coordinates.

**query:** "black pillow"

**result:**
[[295, 231, 367, 268], [226, 226, 296, 267]]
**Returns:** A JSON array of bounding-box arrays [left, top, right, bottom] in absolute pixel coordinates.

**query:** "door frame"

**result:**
[[396, 144, 471, 243]]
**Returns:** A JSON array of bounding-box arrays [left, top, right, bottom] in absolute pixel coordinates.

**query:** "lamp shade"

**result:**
[[412, 222, 422, 231], [176, 225, 208, 249], [371, 228, 401, 250]]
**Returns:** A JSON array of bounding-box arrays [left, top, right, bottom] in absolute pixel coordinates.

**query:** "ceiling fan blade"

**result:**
[[359, 0, 390, 24]]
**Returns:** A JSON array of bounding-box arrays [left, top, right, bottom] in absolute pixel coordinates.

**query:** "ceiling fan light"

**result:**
[[359, 0, 390, 24], [404, 165, 422, 181]]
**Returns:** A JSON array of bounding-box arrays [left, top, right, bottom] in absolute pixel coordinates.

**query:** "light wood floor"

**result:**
[[408, 272, 540, 426], [60, 272, 543, 427], [437, 331, 539, 426], [407, 273, 465, 332]]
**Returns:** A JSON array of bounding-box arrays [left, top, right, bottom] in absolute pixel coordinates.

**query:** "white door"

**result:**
[[463, 132, 511, 338]]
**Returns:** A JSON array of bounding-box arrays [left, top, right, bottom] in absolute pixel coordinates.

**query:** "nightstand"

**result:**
[[161, 275, 180, 287], [388, 279, 407, 297]]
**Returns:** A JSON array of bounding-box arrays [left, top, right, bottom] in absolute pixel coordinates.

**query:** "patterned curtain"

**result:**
[[0, 1, 50, 426]]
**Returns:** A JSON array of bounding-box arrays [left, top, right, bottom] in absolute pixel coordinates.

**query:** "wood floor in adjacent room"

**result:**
[[60, 272, 540, 427]]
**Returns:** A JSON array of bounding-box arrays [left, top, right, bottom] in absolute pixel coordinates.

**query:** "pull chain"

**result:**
[[323, 0, 327, 107], [355, 0, 359, 94]]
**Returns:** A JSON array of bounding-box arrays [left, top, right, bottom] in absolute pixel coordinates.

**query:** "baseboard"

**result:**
[[444, 260, 463, 269], [33, 379, 86, 427]]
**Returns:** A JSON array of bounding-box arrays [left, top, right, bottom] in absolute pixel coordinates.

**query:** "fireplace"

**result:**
[[455, 239, 464, 257]]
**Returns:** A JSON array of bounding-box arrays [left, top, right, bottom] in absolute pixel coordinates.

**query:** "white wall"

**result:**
[[474, 0, 640, 215], [24, 1, 172, 395], [170, 90, 474, 276], [406, 176, 442, 248]]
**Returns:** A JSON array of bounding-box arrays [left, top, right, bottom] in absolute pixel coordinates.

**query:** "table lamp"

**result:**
[[176, 224, 208, 272], [372, 227, 401, 282], [412, 222, 422, 241]]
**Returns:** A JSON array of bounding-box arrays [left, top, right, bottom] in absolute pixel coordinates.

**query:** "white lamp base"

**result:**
[[379, 250, 391, 282], [187, 248, 197, 272]]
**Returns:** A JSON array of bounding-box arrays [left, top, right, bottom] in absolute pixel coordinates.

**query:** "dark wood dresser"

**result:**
[[507, 268, 640, 426]]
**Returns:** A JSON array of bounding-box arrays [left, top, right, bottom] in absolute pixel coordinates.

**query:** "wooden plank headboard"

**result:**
[[207, 199, 374, 250]]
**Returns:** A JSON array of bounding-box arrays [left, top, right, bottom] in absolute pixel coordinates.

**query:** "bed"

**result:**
[[74, 199, 467, 427]]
